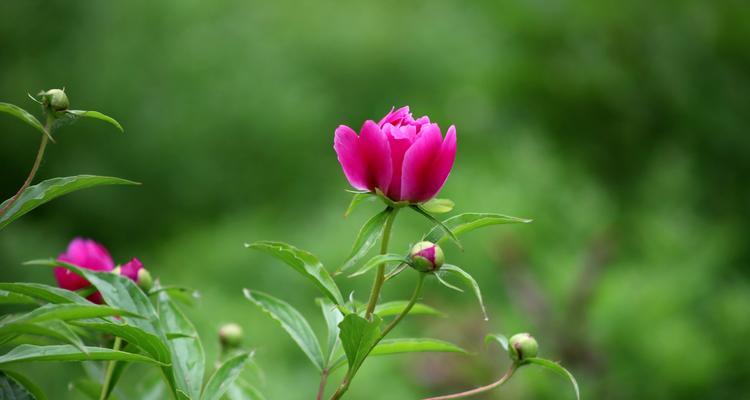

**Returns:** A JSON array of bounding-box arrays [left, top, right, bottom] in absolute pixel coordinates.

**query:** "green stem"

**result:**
[[364, 207, 398, 320], [422, 364, 517, 400], [0, 122, 50, 216], [99, 336, 122, 400]]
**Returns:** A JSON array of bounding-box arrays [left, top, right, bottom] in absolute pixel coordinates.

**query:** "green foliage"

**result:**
[[369, 338, 466, 357], [423, 213, 532, 245], [338, 208, 391, 273], [373, 301, 443, 318], [63, 110, 123, 133], [420, 198, 455, 214], [0, 103, 47, 139], [525, 358, 580, 400], [438, 264, 488, 321], [338, 314, 382, 375], [200, 352, 250, 400], [347, 253, 408, 278], [0, 370, 46, 400], [0, 345, 164, 366]]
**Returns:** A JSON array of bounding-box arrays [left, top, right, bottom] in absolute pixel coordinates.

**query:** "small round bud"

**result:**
[[136, 268, 154, 292], [509, 333, 538, 362], [219, 323, 243, 348], [39, 89, 69, 112], [409, 241, 445, 272]]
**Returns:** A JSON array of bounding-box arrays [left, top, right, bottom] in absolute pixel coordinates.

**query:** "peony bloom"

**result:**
[[119, 257, 153, 291], [334, 106, 456, 203], [55, 238, 115, 303]]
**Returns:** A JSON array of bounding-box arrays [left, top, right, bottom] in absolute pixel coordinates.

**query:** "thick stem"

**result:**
[[316, 369, 329, 400], [364, 207, 398, 319], [99, 336, 122, 400], [0, 126, 50, 216], [422, 364, 517, 400]]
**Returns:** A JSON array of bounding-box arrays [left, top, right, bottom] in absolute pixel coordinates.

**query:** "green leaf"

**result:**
[[411, 205, 462, 250], [421, 198, 455, 214], [246, 241, 344, 305], [2, 303, 141, 325], [317, 298, 344, 367], [0, 283, 89, 305], [65, 110, 124, 132], [370, 338, 467, 357], [484, 333, 509, 352], [347, 253, 408, 278], [525, 358, 580, 400], [374, 301, 444, 318], [0, 290, 37, 305], [200, 352, 250, 400], [67, 379, 103, 400], [424, 212, 532, 245], [0, 176, 139, 230], [0, 369, 48, 400], [0, 344, 165, 366], [439, 264, 488, 320], [344, 192, 375, 217], [71, 320, 171, 363], [0, 103, 47, 137], [225, 379, 266, 400], [0, 320, 86, 353], [243, 290, 325, 371], [337, 208, 391, 273], [338, 314, 381, 374], [158, 291, 205, 400]]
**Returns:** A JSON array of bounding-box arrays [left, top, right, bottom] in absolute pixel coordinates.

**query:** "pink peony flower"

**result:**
[[119, 258, 143, 281], [334, 106, 457, 203], [55, 238, 115, 303]]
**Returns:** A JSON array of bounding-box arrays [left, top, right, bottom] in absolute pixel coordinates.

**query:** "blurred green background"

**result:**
[[2, 1, 749, 399]]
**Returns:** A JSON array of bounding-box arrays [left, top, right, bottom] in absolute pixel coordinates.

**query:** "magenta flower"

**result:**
[[334, 106, 457, 203], [119, 258, 143, 281], [55, 238, 115, 303]]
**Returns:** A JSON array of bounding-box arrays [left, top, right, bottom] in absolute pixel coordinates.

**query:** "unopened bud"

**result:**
[[219, 323, 243, 348], [136, 268, 153, 292], [39, 89, 69, 113], [409, 241, 444, 272], [509, 333, 538, 362]]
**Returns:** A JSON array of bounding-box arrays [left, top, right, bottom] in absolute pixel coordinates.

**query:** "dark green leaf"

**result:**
[[348, 253, 408, 278], [246, 241, 343, 305], [370, 338, 467, 357], [0, 283, 89, 305], [421, 198, 455, 214], [344, 192, 375, 217], [0, 369, 47, 400], [374, 301, 444, 318], [200, 352, 250, 400], [411, 205, 462, 250], [424, 213, 532, 245], [1, 176, 139, 230], [158, 291, 205, 400], [0, 290, 36, 305], [316, 298, 343, 367], [2, 303, 141, 325], [440, 264, 488, 320], [65, 110, 123, 132], [0, 320, 86, 353], [0, 344, 165, 365], [0, 103, 47, 138], [71, 320, 170, 363], [338, 314, 381, 374], [525, 358, 580, 400], [243, 290, 324, 371], [337, 208, 391, 273], [484, 333, 509, 352]]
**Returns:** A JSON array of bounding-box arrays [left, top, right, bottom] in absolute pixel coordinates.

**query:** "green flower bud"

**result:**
[[137, 268, 154, 292], [219, 323, 243, 348], [39, 89, 69, 113], [409, 241, 445, 272], [509, 333, 538, 362]]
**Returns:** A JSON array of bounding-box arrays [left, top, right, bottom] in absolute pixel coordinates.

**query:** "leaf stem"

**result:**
[[364, 207, 398, 319], [99, 336, 122, 400], [0, 120, 51, 216], [316, 369, 330, 400], [422, 364, 517, 400]]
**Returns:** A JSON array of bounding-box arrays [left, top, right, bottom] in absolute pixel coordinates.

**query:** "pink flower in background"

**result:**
[[55, 238, 114, 303], [334, 106, 457, 203]]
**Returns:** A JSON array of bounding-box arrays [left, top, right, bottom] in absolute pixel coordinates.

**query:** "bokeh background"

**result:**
[[2, 1, 749, 399]]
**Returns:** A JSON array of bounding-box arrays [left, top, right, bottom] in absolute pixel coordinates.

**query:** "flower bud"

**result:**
[[219, 323, 243, 348], [136, 268, 154, 292], [39, 89, 69, 113], [409, 241, 444, 272], [509, 333, 538, 362]]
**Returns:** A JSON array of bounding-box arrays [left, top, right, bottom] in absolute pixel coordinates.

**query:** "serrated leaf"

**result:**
[[243, 290, 324, 371], [0, 176, 139, 230], [424, 212, 532, 245], [439, 264, 488, 320], [338, 314, 381, 374], [344, 192, 375, 217], [0, 283, 89, 305], [0, 102, 47, 137], [374, 301, 444, 318], [317, 298, 344, 367], [421, 198, 455, 214], [411, 205, 462, 249], [0, 320, 86, 353], [337, 208, 391, 273], [0, 344, 165, 366], [158, 291, 205, 400], [485, 333, 509, 352], [370, 338, 467, 357], [200, 352, 250, 400], [65, 110, 123, 132], [246, 241, 343, 305], [348, 253, 408, 278], [525, 358, 580, 400], [0, 370, 45, 400]]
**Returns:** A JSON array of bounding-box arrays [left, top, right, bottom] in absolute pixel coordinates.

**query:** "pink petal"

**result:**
[[120, 258, 143, 281], [378, 106, 411, 127], [334, 125, 369, 190], [383, 124, 416, 200], [400, 124, 445, 202], [421, 125, 456, 201], [358, 120, 392, 194], [54, 238, 115, 303]]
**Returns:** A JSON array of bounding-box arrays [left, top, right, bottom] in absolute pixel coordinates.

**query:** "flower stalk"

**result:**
[[364, 207, 398, 319], [99, 336, 122, 400], [0, 117, 51, 216], [422, 364, 517, 400]]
